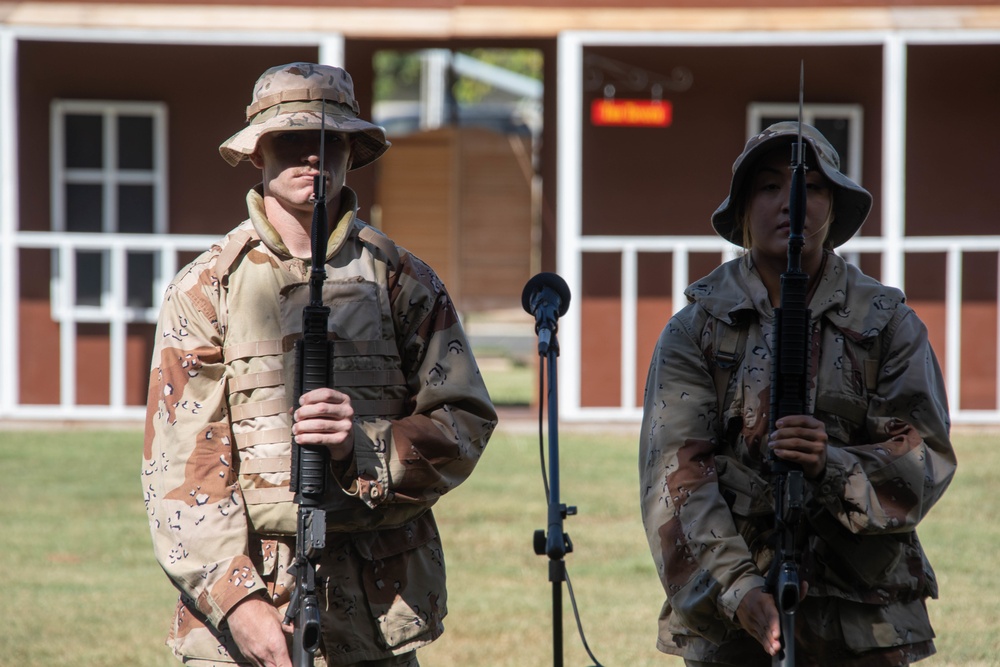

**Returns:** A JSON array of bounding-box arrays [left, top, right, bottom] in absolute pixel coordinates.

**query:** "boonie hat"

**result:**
[[219, 62, 390, 170], [711, 122, 872, 248]]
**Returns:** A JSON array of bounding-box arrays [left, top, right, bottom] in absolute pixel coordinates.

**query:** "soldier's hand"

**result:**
[[769, 414, 828, 479], [293, 387, 356, 462], [735, 586, 782, 657], [226, 595, 292, 667]]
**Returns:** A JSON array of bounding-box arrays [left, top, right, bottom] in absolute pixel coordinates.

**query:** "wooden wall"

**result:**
[[375, 126, 535, 313]]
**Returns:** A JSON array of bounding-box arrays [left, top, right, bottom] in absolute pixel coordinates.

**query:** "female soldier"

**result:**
[[639, 122, 956, 667]]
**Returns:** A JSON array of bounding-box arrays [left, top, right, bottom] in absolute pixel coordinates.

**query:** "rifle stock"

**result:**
[[283, 102, 332, 667], [765, 62, 810, 667]]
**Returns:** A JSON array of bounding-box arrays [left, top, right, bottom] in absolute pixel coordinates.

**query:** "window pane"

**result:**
[[66, 184, 103, 232], [813, 117, 851, 177], [127, 251, 156, 309], [118, 184, 154, 233], [759, 115, 792, 130], [65, 114, 103, 169], [118, 115, 154, 170], [75, 250, 104, 307]]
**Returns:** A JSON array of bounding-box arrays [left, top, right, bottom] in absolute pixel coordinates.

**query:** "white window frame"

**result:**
[[49, 99, 169, 322], [747, 102, 864, 183]]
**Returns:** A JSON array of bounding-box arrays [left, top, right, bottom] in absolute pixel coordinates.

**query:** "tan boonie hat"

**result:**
[[219, 62, 390, 170], [711, 122, 872, 248]]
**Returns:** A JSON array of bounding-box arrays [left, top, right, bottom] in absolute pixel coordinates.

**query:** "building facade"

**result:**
[[2, 0, 999, 423]]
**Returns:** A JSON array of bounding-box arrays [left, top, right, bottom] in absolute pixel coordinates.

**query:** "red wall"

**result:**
[[17, 42, 319, 406]]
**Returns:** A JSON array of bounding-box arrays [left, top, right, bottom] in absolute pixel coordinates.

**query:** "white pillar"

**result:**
[[556, 32, 585, 419], [420, 49, 451, 131], [881, 35, 907, 289], [0, 28, 19, 418], [318, 35, 345, 68]]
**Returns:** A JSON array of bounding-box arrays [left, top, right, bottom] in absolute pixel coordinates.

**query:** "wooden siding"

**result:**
[[6, 2, 1000, 37], [375, 127, 534, 313]]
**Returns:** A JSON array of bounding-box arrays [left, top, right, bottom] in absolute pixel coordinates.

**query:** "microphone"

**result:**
[[521, 272, 571, 355]]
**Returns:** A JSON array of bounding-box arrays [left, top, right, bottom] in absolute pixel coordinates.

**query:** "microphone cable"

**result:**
[[536, 352, 608, 667]]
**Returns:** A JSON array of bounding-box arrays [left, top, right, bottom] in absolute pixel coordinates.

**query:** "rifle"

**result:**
[[765, 62, 809, 667], [282, 101, 332, 667]]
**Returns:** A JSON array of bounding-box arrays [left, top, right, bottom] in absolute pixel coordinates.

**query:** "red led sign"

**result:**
[[591, 99, 672, 127]]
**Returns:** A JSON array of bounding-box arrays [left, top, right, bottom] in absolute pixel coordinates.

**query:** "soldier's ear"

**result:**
[[249, 149, 265, 169]]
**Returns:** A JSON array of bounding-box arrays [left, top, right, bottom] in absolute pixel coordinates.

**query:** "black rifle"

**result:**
[[282, 102, 332, 667], [765, 63, 809, 667]]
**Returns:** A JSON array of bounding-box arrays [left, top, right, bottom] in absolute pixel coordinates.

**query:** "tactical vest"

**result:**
[[705, 304, 919, 596], [213, 220, 411, 535], [707, 307, 902, 434]]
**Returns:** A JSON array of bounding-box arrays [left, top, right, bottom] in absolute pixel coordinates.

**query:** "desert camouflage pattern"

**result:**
[[143, 186, 496, 664], [219, 62, 389, 170], [639, 252, 956, 666]]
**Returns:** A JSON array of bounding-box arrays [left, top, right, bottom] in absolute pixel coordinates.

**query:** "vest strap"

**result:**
[[225, 340, 285, 362], [242, 486, 295, 505], [213, 228, 256, 285], [333, 339, 397, 357], [229, 369, 284, 393], [357, 224, 401, 270], [354, 398, 407, 417], [225, 339, 396, 361], [335, 369, 406, 387], [235, 427, 290, 450], [864, 358, 880, 392], [231, 397, 287, 422], [712, 322, 748, 426], [239, 456, 290, 475]]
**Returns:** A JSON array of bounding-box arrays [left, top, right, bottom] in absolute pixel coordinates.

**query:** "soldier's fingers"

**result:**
[[293, 415, 353, 436], [294, 397, 354, 422], [298, 387, 350, 406], [770, 427, 827, 452], [774, 414, 826, 431]]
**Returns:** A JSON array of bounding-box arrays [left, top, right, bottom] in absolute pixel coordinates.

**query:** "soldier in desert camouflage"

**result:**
[[639, 123, 956, 666], [143, 62, 496, 667]]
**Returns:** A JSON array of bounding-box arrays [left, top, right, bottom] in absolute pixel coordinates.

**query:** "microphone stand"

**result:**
[[533, 327, 576, 667]]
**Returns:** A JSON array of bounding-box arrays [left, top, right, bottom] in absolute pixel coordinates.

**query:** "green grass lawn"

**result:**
[[1, 425, 996, 666]]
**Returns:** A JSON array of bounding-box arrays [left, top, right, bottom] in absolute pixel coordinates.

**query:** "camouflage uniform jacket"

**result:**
[[143, 186, 497, 662], [639, 252, 956, 665]]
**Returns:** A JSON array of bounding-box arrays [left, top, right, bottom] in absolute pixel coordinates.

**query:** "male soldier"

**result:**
[[143, 62, 496, 667]]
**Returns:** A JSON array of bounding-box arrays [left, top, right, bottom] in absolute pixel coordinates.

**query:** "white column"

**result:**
[[0, 29, 18, 418], [621, 245, 637, 410], [556, 32, 585, 419], [420, 49, 451, 131], [318, 35, 345, 68], [881, 34, 907, 289]]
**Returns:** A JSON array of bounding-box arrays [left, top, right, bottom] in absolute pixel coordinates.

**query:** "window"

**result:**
[[747, 103, 863, 183], [50, 100, 168, 315]]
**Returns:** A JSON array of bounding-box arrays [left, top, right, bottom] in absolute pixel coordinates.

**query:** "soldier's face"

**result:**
[[252, 130, 352, 214], [745, 147, 833, 263]]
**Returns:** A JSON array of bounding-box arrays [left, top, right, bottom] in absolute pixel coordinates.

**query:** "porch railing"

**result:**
[[3, 231, 1000, 425], [1, 230, 218, 421], [561, 234, 1000, 425]]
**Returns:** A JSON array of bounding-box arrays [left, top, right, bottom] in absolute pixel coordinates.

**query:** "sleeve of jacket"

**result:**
[[813, 305, 957, 535], [639, 310, 766, 642], [344, 249, 497, 509], [141, 261, 268, 628]]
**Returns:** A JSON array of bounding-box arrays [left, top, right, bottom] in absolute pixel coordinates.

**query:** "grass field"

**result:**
[[1, 423, 997, 667]]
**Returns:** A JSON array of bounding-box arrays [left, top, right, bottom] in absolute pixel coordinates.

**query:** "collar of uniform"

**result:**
[[246, 184, 360, 260], [683, 255, 764, 325], [685, 251, 904, 341], [808, 251, 905, 341]]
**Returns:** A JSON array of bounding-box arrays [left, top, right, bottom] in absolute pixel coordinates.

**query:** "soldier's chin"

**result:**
[[307, 176, 332, 203]]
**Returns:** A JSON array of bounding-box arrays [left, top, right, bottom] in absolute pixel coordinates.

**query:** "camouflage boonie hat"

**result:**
[[219, 62, 390, 170], [711, 122, 872, 248]]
